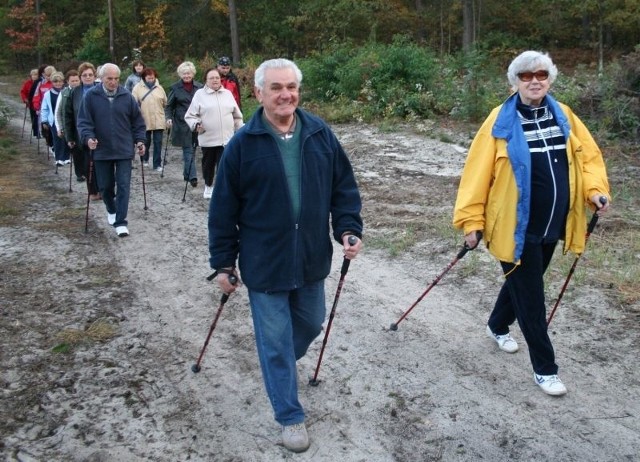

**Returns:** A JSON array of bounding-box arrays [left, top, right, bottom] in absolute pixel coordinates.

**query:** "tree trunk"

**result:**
[[228, 0, 240, 64], [108, 0, 115, 62], [462, 0, 474, 53]]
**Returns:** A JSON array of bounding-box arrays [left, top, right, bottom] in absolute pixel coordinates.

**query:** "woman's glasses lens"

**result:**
[[518, 70, 549, 82]]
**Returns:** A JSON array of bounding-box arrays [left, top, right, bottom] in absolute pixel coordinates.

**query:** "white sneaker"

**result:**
[[203, 185, 213, 199], [107, 213, 116, 226], [143, 162, 149, 167], [282, 423, 309, 453], [534, 373, 567, 396], [115, 225, 129, 237], [486, 325, 519, 353], [63, 159, 71, 165], [155, 166, 163, 172]]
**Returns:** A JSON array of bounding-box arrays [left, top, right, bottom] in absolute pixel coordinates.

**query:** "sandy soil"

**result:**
[[1, 87, 639, 462]]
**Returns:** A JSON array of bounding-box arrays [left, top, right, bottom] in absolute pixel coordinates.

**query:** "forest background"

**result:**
[[1, 0, 639, 139], [1, 3, 640, 458]]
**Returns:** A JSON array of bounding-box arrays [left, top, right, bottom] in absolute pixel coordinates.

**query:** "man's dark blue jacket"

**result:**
[[77, 84, 146, 160], [208, 107, 363, 292]]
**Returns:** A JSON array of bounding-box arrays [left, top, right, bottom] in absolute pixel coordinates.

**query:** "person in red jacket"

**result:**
[[217, 56, 241, 108], [20, 69, 39, 137], [32, 65, 56, 114]]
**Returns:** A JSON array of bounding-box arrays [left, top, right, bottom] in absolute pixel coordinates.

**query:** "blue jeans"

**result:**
[[248, 280, 326, 425], [182, 146, 197, 181], [144, 129, 163, 168], [52, 124, 69, 162], [93, 158, 132, 228]]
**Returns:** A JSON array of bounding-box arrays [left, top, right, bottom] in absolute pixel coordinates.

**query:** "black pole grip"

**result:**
[[340, 235, 358, 275], [587, 197, 607, 234]]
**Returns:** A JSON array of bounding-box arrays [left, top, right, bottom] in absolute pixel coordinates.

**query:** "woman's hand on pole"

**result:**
[[464, 230, 481, 250], [590, 194, 610, 213]]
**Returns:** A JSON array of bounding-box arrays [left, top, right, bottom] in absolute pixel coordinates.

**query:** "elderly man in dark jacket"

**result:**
[[208, 58, 363, 453], [77, 63, 147, 237]]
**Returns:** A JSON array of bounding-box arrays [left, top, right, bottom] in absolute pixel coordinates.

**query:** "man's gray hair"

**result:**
[[99, 63, 121, 78], [254, 58, 302, 91], [507, 51, 558, 91]]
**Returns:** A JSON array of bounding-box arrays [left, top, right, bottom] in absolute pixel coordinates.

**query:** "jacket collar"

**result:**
[[244, 107, 324, 136], [492, 92, 570, 140]]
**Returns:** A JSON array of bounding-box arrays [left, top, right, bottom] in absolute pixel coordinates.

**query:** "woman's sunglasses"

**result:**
[[517, 70, 549, 82]]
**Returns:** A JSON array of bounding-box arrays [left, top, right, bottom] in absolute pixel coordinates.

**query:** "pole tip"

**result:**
[[389, 323, 398, 331], [308, 378, 321, 387], [191, 364, 201, 373]]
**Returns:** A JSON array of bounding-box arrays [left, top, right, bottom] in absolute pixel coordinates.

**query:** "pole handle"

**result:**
[[340, 235, 358, 275], [587, 196, 607, 233], [457, 231, 483, 259]]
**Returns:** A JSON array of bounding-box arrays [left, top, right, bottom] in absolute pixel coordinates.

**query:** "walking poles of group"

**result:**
[[160, 128, 170, 179], [389, 231, 482, 331], [309, 235, 358, 387], [182, 141, 197, 203], [84, 151, 94, 233], [21, 105, 28, 140], [68, 156, 73, 193], [191, 272, 239, 373], [140, 157, 149, 211], [547, 197, 607, 326]]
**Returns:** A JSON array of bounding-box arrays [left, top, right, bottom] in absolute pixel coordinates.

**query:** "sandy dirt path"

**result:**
[[1, 87, 638, 461]]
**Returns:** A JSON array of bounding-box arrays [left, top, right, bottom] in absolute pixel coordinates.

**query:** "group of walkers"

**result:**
[[19, 51, 611, 455], [20, 56, 245, 235]]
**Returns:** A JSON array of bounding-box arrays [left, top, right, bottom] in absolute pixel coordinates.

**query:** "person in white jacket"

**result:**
[[40, 71, 70, 166], [184, 67, 243, 198]]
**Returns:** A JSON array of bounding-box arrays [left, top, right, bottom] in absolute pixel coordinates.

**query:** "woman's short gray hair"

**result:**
[[254, 58, 302, 91], [507, 51, 558, 91], [177, 61, 196, 77]]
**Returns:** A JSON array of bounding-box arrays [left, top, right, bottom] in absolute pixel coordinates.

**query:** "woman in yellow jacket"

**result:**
[[453, 51, 610, 396], [132, 67, 167, 171]]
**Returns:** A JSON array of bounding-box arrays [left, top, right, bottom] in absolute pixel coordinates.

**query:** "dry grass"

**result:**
[[55, 318, 119, 345]]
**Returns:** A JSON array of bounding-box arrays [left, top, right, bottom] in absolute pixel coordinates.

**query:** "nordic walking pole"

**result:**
[[21, 105, 28, 139], [547, 197, 607, 325], [68, 154, 73, 192], [309, 235, 358, 387], [160, 127, 170, 178], [182, 143, 197, 203], [84, 150, 94, 233], [140, 156, 149, 211], [390, 232, 482, 331], [191, 273, 238, 373]]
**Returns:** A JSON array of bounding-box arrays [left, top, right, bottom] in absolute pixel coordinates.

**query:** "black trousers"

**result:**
[[70, 145, 84, 179], [201, 146, 224, 187], [488, 240, 559, 375]]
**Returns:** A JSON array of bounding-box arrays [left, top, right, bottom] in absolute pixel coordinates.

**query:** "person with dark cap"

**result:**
[[217, 56, 241, 108]]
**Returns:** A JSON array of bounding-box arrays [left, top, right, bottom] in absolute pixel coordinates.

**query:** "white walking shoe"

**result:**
[[203, 185, 213, 199], [534, 373, 568, 396], [486, 325, 519, 353], [281, 422, 310, 453], [107, 213, 116, 226], [115, 226, 129, 237]]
